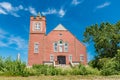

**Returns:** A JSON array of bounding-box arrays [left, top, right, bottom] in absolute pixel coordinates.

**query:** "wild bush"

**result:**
[[0, 57, 26, 76], [32, 64, 62, 76], [100, 59, 118, 76]]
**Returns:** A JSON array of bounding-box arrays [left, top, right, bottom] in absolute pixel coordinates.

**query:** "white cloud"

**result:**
[[0, 2, 12, 11], [0, 2, 21, 17], [18, 5, 23, 10], [0, 8, 7, 14], [96, 2, 111, 9], [28, 6, 37, 15], [0, 2, 37, 17], [0, 41, 8, 47], [11, 12, 20, 17], [42, 8, 66, 18], [58, 8, 66, 17], [71, 0, 83, 6], [42, 8, 57, 15], [0, 28, 27, 50], [8, 36, 27, 50]]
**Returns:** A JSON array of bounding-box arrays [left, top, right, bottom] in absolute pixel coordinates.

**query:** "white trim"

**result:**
[[34, 42, 39, 53], [50, 54, 54, 62], [53, 42, 58, 52], [69, 55, 72, 62], [54, 24, 67, 30], [64, 42, 68, 52], [32, 22, 42, 32], [80, 54, 84, 62]]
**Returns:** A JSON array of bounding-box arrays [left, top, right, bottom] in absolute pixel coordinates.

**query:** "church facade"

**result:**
[[28, 13, 87, 66]]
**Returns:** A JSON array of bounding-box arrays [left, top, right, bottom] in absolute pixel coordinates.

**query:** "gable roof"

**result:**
[[54, 24, 67, 30]]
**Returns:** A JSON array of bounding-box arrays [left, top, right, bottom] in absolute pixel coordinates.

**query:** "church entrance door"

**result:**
[[57, 56, 66, 64]]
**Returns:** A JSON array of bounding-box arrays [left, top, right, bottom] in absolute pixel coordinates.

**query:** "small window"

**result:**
[[34, 42, 39, 53], [64, 43, 68, 52], [50, 54, 54, 62], [80, 55, 84, 62], [69, 55, 72, 62], [59, 33, 62, 36], [54, 42, 58, 52]]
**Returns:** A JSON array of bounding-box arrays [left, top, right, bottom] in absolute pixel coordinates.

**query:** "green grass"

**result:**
[[0, 75, 120, 80]]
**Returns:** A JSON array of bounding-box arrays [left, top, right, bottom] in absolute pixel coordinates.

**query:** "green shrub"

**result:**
[[71, 64, 100, 75], [100, 59, 118, 76], [32, 64, 63, 76], [61, 69, 71, 75], [0, 56, 27, 76], [86, 66, 100, 75], [71, 64, 88, 75]]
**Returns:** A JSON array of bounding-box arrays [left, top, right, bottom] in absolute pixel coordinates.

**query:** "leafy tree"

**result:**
[[114, 50, 120, 71], [83, 22, 120, 58]]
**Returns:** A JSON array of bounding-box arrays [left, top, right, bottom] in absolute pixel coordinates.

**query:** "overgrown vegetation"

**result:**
[[0, 57, 28, 76], [83, 21, 120, 76], [0, 56, 100, 77]]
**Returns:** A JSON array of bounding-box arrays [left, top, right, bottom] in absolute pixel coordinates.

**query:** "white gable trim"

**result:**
[[54, 24, 67, 30]]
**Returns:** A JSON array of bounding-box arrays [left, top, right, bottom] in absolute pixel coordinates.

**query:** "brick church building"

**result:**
[[28, 13, 87, 66]]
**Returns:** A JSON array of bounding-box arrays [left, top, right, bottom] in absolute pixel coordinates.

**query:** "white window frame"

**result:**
[[64, 42, 68, 52], [80, 55, 84, 62], [69, 55, 72, 62], [34, 42, 39, 53], [34, 22, 42, 31], [59, 45, 63, 52], [50, 54, 54, 62], [53, 42, 58, 52], [58, 40, 63, 52]]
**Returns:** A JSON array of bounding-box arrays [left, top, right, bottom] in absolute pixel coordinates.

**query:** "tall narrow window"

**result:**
[[34, 42, 39, 53], [54, 42, 58, 52], [69, 55, 72, 62], [59, 45, 63, 52], [59, 40, 63, 52], [80, 55, 84, 62], [50, 54, 54, 62], [64, 42, 68, 52]]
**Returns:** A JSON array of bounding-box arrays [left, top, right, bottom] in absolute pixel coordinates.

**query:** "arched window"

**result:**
[[64, 42, 68, 52], [53, 40, 69, 52], [53, 42, 58, 52], [59, 40, 63, 45]]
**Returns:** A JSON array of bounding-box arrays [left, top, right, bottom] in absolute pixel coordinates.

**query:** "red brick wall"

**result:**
[[44, 30, 87, 65], [28, 16, 87, 66], [28, 16, 46, 66]]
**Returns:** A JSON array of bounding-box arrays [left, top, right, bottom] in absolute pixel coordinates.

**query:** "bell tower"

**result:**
[[30, 12, 46, 34], [28, 12, 46, 66]]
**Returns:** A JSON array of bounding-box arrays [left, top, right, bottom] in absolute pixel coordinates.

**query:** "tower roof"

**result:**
[[37, 12, 42, 17], [54, 24, 67, 30]]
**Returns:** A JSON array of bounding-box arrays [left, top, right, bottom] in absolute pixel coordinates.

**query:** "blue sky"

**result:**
[[0, 0, 120, 63]]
